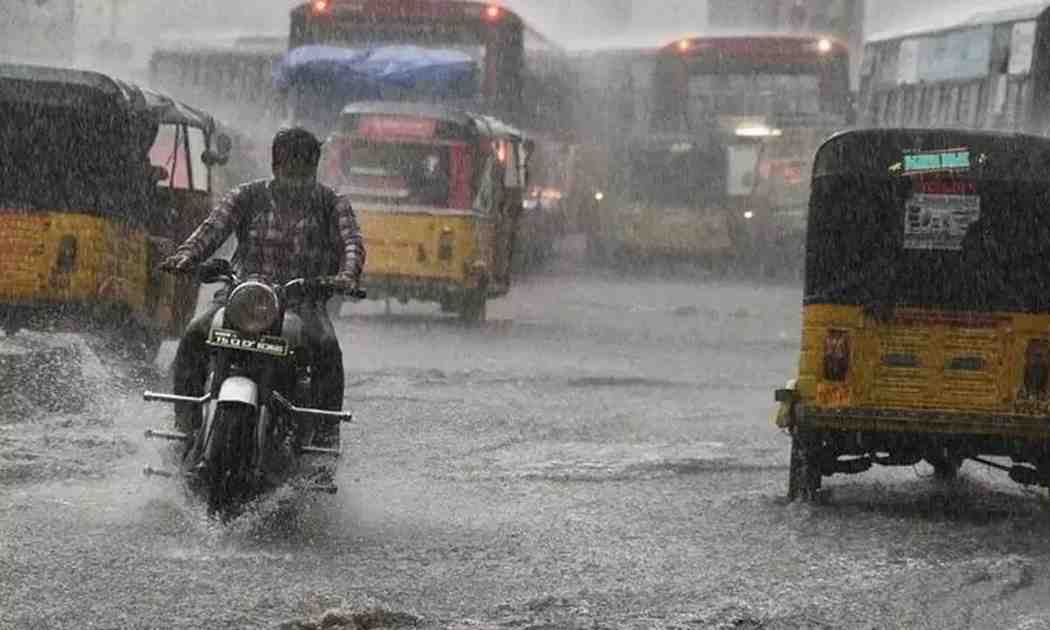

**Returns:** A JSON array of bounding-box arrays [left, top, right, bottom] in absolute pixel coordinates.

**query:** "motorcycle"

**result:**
[[142, 259, 365, 519]]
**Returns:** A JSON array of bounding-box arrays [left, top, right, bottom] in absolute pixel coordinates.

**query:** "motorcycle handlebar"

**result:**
[[161, 263, 366, 300], [286, 277, 367, 301]]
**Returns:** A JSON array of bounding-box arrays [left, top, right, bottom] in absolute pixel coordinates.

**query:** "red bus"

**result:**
[[287, 0, 570, 134], [572, 34, 852, 273]]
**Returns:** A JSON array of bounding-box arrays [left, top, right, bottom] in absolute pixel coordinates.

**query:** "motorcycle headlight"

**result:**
[[226, 281, 279, 335]]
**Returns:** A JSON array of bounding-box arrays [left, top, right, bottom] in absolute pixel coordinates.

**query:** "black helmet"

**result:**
[[272, 127, 321, 170]]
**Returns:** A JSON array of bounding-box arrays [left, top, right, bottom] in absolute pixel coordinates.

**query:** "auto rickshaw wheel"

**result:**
[[925, 454, 963, 481], [460, 290, 487, 324], [788, 427, 823, 502]]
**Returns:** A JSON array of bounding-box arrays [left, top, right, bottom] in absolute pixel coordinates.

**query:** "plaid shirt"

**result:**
[[176, 179, 365, 284]]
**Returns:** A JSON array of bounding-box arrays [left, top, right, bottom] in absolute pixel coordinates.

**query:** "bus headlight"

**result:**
[[226, 281, 279, 335], [736, 125, 782, 138]]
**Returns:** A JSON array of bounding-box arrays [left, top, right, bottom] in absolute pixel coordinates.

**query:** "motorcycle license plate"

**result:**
[[207, 329, 289, 357]]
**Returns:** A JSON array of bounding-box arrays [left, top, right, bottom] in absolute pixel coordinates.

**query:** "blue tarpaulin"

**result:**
[[273, 44, 480, 100]]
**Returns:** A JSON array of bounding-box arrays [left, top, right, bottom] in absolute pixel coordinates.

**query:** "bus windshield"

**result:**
[[299, 20, 488, 62], [687, 72, 822, 119], [623, 143, 726, 208], [650, 39, 851, 133]]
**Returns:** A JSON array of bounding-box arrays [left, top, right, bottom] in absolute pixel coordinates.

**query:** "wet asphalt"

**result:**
[[3, 265, 1050, 629]]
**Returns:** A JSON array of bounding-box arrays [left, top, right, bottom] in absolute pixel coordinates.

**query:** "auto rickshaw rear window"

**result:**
[[806, 130, 1050, 313], [0, 101, 146, 215]]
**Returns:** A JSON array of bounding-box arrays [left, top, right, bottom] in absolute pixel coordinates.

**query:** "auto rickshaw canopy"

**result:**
[[0, 63, 220, 220]]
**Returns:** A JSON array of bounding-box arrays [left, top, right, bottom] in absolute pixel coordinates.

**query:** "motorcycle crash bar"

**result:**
[[271, 391, 353, 423], [300, 445, 341, 457], [143, 391, 212, 406], [144, 429, 191, 443], [142, 465, 175, 478]]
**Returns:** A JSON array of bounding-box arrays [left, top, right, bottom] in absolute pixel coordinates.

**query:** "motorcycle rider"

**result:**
[[160, 127, 365, 449]]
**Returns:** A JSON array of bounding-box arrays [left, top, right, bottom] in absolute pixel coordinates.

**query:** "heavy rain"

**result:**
[[3, 1, 1050, 629]]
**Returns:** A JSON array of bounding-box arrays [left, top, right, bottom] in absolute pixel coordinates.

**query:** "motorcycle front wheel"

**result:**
[[206, 402, 257, 520]]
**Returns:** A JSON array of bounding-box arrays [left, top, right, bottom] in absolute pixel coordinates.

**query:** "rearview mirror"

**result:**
[[202, 133, 233, 167]]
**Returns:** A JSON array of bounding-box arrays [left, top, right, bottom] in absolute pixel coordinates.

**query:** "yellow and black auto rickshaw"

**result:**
[[776, 128, 1050, 500], [320, 102, 531, 323], [0, 63, 230, 356]]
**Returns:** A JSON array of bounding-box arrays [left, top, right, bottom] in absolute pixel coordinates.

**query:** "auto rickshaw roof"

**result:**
[[142, 88, 217, 132], [813, 127, 1050, 182], [0, 63, 216, 132]]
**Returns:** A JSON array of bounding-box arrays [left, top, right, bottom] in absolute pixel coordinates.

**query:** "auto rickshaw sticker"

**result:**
[[891, 148, 973, 175], [903, 192, 981, 251], [816, 382, 851, 407]]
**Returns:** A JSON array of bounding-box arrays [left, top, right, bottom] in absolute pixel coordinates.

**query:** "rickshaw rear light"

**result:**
[[823, 330, 851, 382], [1024, 340, 1050, 394], [438, 227, 455, 261], [55, 235, 77, 273]]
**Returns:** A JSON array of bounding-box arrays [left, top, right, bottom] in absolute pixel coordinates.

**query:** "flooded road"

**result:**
[[4, 270, 1050, 629]]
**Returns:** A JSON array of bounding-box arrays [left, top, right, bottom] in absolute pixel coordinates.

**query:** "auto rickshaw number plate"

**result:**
[[207, 329, 289, 356]]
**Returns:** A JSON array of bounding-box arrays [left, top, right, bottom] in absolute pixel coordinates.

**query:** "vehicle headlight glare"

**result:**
[[226, 281, 279, 335]]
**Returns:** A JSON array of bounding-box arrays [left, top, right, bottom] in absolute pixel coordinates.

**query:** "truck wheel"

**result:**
[[788, 428, 823, 501]]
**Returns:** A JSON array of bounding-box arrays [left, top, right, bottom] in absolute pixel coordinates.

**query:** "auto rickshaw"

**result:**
[[776, 128, 1050, 500], [581, 129, 736, 271], [0, 63, 230, 357], [320, 102, 531, 323]]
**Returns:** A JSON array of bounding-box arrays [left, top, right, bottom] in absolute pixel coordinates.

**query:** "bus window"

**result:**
[[899, 88, 913, 125], [975, 79, 990, 128], [961, 82, 980, 127]]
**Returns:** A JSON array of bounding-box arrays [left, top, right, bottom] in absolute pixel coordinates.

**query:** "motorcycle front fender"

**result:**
[[217, 376, 259, 408]]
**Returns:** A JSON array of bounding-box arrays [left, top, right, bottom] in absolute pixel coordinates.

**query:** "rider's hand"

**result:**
[[158, 253, 194, 274], [325, 271, 360, 294]]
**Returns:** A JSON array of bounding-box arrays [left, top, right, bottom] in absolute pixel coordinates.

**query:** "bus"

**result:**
[[285, 0, 574, 271], [573, 34, 852, 272], [286, 0, 571, 135], [0, 0, 76, 66], [859, 4, 1050, 135], [708, 0, 865, 85]]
